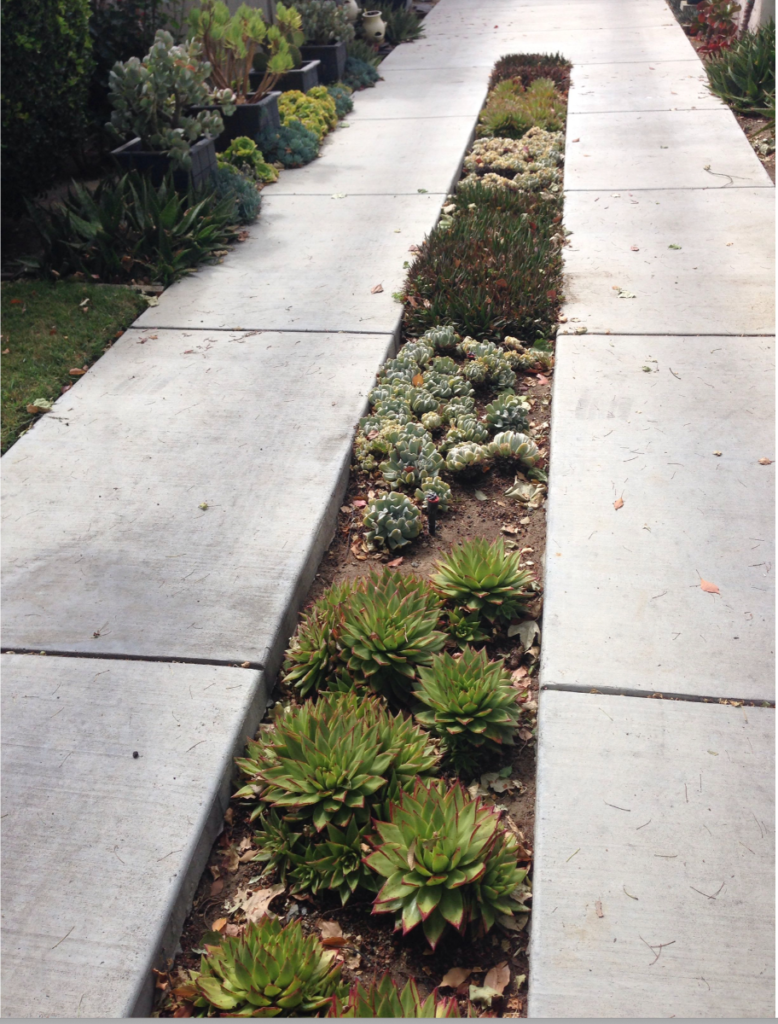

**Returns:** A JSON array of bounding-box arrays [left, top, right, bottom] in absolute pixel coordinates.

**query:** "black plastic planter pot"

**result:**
[[110, 136, 217, 191], [250, 60, 321, 94], [300, 41, 347, 84], [190, 92, 281, 151]]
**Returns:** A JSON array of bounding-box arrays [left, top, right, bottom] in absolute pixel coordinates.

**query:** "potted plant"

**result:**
[[108, 30, 236, 189], [188, 0, 294, 148], [296, 0, 356, 84], [250, 2, 322, 94]]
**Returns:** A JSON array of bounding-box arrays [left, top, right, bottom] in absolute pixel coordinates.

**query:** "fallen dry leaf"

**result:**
[[700, 578, 720, 594], [243, 883, 284, 924], [321, 936, 349, 948], [758, 457, 773, 465], [318, 921, 344, 940], [224, 923, 244, 938], [630, 245, 640, 251], [441, 967, 472, 988], [595, 900, 604, 918], [69, 367, 86, 376], [370, 283, 384, 294], [537, 373, 549, 386], [209, 878, 223, 896], [387, 556, 404, 568], [501, 525, 519, 535], [223, 849, 240, 873], [223, 807, 234, 826], [613, 497, 624, 510], [352, 499, 367, 508], [211, 917, 227, 932], [238, 836, 252, 853], [485, 962, 510, 996]]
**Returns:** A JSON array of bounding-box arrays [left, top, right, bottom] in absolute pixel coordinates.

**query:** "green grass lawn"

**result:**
[[1, 280, 147, 453]]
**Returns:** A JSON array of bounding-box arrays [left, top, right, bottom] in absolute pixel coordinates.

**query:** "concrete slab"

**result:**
[[346, 67, 488, 121], [561, 187, 775, 335], [565, 109, 772, 189], [134, 193, 440, 333], [268, 115, 474, 195], [568, 59, 725, 113], [1, 329, 393, 668], [541, 335, 775, 702], [1, 654, 266, 1018], [529, 690, 775, 1018]]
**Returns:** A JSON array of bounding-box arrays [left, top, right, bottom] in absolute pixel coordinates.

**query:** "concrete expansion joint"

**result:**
[[0, 648, 265, 671], [540, 682, 776, 708]]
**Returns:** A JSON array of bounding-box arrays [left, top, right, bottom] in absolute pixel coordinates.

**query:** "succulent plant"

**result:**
[[371, 398, 414, 426], [486, 430, 540, 466], [181, 918, 346, 1015], [485, 392, 531, 433], [419, 324, 460, 352], [423, 370, 474, 401], [421, 411, 443, 431], [513, 346, 554, 371], [398, 339, 435, 366], [414, 646, 520, 754], [251, 808, 304, 882], [282, 580, 353, 697], [257, 119, 320, 168], [291, 818, 379, 905], [409, 387, 440, 415], [365, 779, 527, 947], [218, 135, 278, 182], [369, 382, 414, 407], [279, 86, 338, 140], [415, 476, 453, 514], [441, 396, 477, 423], [430, 355, 459, 374], [377, 357, 416, 386], [363, 492, 423, 550], [340, 568, 447, 702], [445, 606, 490, 648], [236, 691, 437, 830], [440, 414, 490, 453], [432, 538, 535, 623], [444, 442, 489, 474], [381, 437, 444, 489], [327, 975, 461, 1018]]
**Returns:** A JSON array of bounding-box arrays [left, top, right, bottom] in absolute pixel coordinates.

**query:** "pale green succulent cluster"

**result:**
[[380, 435, 443, 488], [460, 127, 564, 193], [487, 430, 540, 466], [445, 441, 490, 474], [485, 392, 531, 433], [363, 491, 423, 550]]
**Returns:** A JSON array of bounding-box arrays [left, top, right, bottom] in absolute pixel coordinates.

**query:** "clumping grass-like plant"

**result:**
[[432, 537, 535, 623], [235, 690, 438, 830], [414, 646, 520, 753], [327, 975, 461, 1018], [477, 77, 566, 139], [365, 778, 527, 948], [177, 917, 346, 1015]]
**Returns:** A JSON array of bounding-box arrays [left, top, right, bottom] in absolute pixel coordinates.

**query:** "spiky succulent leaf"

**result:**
[[365, 779, 524, 948], [445, 606, 491, 647], [363, 492, 423, 550], [237, 691, 438, 830], [340, 568, 446, 703], [291, 818, 379, 905], [414, 646, 520, 754], [187, 918, 346, 1015], [486, 430, 540, 466], [432, 537, 535, 623], [282, 581, 353, 697], [252, 808, 303, 882], [327, 975, 460, 1018]]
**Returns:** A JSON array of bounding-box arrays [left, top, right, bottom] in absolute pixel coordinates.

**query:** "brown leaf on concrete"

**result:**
[[613, 497, 624, 510], [370, 284, 384, 294], [700, 579, 720, 594], [758, 457, 773, 465], [595, 900, 604, 918]]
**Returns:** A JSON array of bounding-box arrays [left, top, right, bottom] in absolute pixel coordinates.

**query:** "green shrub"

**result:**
[[477, 77, 566, 139], [27, 171, 241, 286], [218, 135, 278, 182], [256, 120, 320, 166], [403, 181, 563, 340], [347, 38, 382, 67], [328, 83, 354, 118], [705, 21, 775, 115], [1, 0, 94, 208], [488, 51, 571, 93], [295, 0, 355, 44], [214, 165, 262, 224], [278, 86, 338, 139], [343, 54, 380, 89]]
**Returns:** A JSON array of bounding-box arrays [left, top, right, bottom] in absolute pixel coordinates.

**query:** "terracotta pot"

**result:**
[[361, 10, 386, 44]]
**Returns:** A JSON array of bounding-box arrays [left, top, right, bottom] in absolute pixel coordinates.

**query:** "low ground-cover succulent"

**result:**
[[416, 475, 453, 513], [256, 120, 320, 166], [218, 135, 278, 182], [380, 436, 444, 489], [365, 779, 526, 947], [178, 917, 345, 1015], [477, 77, 566, 139], [488, 52, 572, 93], [343, 55, 380, 90], [340, 568, 446, 702], [290, 818, 379, 904], [328, 83, 354, 118], [487, 430, 540, 467], [461, 129, 564, 194], [432, 538, 535, 623], [414, 646, 521, 756], [444, 441, 489, 474], [279, 86, 338, 139], [485, 392, 531, 433], [295, 0, 355, 44], [363, 491, 423, 550], [214, 164, 263, 223], [236, 690, 437, 830], [327, 976, 460, 1018]]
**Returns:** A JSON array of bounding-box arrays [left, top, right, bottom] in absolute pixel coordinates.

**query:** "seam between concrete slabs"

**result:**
[[541, 683, 776, 706]]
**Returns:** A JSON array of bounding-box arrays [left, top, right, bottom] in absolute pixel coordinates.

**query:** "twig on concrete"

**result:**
[[639, 935, 676, 965]]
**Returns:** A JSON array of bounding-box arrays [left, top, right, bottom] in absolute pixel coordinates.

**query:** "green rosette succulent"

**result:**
[[444, 441, 489, 474], [327, 975, 460, 1018], [380, 437, 444, 489], [340, 568, 447, 702], [432, 538, 535, 623], [369, 382, 414, 407], [377, 357, 416, 385], [236, 691, 437, 830], [363, 492, 422, 550], [291, 818, 379, 905], [445, 606, 490, 648], [365, 779, 526, 948], [430, 355, 459, 374], [485, 392, 530, 433], [282, 580, 353, 697], [440, 414, 490, 453], [251, 808, 302, 882], [415, 476, 453, 513], [419, 324, 460, 352], [398, 339, 435, 366], [486, 430, 540, 466], [441, 396, 477, 423], [421, 411, 443, 431], [424, 370, 474, 401], [182, 918, 346, 1015], [409, 387, 440, 415], [414, 646, 520, 753]]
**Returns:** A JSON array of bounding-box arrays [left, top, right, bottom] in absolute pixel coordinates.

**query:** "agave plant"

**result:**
[[414, 647, 520, 754], [445, 441, 489, 474], [365, 779, 526, 948], [251, 808, 303, 881], [487, 431, 540, 466], [291, 818, 379, 904], [445, 606, 490, 647], [432, 538, 535, 623], [235, 690, 438, 830], [363, 492, 423, 550], [179, 917, 346, 1015], [340, 569, 447, 702], [282, 580, 353, 697], [327, 975, 460, 1018], [485, 392, 531, 433]]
